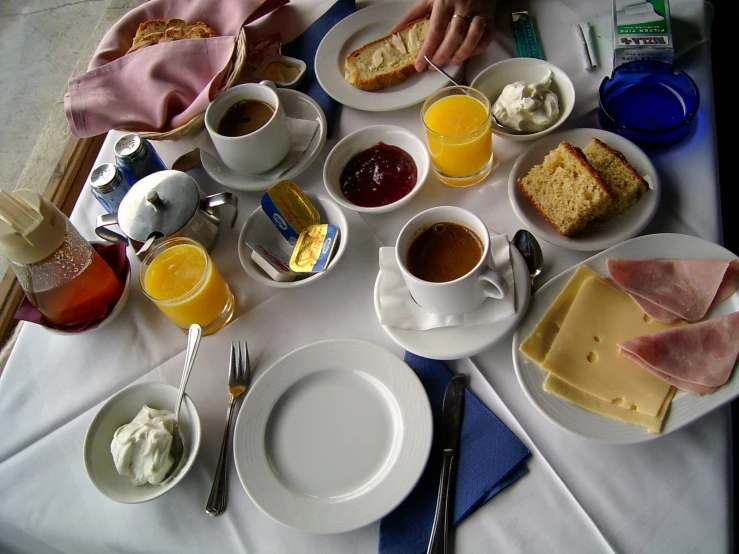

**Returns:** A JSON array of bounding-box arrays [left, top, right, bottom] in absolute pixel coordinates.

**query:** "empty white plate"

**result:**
[[233, 339, 433, 533]]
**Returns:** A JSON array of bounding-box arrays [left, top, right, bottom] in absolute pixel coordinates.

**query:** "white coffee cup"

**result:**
[[204, 81, 290, 175], [396, 206, 507, 316]]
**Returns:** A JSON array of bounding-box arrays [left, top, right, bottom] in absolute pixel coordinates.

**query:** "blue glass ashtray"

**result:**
[[598, 61, 700, 150]]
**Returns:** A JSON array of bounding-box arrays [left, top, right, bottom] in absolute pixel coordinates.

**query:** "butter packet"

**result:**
[[261, 180, 320, 244], [289, 224, 340, 273], [246, 241, 298, 282]]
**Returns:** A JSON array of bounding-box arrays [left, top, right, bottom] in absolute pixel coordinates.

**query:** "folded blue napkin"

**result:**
[[282, 0, 355, 139], [378, 353, 531, 554]]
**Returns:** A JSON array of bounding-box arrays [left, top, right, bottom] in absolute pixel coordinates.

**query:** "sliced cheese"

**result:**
[[520, 265, 600, 363], [542, 276, 683, 417], [543, 374, 676, 433]]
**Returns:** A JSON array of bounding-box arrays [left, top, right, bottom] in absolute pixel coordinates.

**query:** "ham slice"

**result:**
[[618, 311, 739, 395], [607, 258, 739, 322]]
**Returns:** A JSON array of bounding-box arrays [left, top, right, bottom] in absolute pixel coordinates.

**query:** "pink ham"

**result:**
[[618, 311, 739, 395], [607, 258, 739, 322]]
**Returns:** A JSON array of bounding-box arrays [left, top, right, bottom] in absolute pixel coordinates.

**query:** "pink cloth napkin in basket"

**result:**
[[64, 0, 288, 138]]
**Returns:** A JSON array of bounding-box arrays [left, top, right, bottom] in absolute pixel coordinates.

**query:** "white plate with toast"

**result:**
[[315, 3, 462, 112], [508, 128, 660, 252], [511, 233, 739, 444]]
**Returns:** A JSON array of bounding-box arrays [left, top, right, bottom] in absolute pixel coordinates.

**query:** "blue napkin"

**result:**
[[282, 0, 356, 139], [378, 353, 531, 554]]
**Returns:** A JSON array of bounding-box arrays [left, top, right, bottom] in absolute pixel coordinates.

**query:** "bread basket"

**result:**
[[118, 28, 247, 142]]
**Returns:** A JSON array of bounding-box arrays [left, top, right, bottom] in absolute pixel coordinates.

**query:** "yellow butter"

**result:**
[[543, 374, 675, 433], [541, 276, 683, 417]]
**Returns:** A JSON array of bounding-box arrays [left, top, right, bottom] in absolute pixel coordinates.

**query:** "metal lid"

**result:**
[[116, 170, 200, 242], [114, 134, 142, 159], [89, 163, 120, 192]]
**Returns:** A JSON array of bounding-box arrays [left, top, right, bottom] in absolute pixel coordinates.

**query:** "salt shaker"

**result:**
[[0, 189, 123, 327]]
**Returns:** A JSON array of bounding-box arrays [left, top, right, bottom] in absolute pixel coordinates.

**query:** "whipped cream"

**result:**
[[111, 405, 175, 486], [491, 71, 560, 132]]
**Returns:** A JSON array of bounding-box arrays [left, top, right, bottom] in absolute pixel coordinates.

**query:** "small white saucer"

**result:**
[[374, 247, 531, 360], [201, 89, 327, 192]]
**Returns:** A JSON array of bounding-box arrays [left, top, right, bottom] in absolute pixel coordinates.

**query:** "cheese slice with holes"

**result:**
[[520, 265, 600, 363], [543, 374, 676, 433], [541, 276, 683, 417]]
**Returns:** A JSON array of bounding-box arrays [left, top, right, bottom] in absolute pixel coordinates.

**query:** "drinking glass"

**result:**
[[421, 86, 493, 187], [139, 237, 235, 335]]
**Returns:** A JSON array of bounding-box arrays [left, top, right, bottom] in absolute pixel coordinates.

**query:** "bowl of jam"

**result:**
[[323, 125, 430, 213]]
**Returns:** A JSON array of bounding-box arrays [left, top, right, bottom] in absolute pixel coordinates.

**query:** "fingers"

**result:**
[[415, 4, 454, 72], [389, 0, 432, 34], [449, 15, 486, 65], [469, 20, 495, 57]]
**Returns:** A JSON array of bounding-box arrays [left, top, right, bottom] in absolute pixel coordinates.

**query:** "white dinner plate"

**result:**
[[512, 233, 739, 444], [233, 339, 433, 533], [201, 89, 327, 191], [374, 246, 531, 360], [508, 128, 660, 252], [315, 4, 462, 112]]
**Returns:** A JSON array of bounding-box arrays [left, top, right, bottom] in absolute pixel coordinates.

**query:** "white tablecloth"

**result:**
[[0, 1, 730, 553]]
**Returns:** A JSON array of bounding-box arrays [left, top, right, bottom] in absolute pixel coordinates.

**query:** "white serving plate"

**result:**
[[232, 339, 433, 533], [512, 233, 739, 444], [508, 128, 660, 252], [314, 3, 462, 112]]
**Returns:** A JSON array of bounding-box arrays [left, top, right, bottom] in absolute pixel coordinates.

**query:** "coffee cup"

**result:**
[[395, 206, 506, 315], [204, 81, 291, 175]]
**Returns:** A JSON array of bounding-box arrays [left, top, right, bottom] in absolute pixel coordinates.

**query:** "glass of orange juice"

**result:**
[[421, 86, 493, 187], [139, 237, 235, 336]]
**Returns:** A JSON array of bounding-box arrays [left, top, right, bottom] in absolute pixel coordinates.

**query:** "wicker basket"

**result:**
[[119, 28, 248, 142]]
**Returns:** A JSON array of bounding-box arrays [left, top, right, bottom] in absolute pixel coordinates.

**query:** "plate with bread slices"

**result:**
[[508, 128, 660, 252], [315, 3, 462, 111]]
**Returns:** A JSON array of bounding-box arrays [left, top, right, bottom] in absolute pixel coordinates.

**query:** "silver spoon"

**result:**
[[512, 229, 544, 293], [423, 56, 527, 135], [160, 323, 202, 485]]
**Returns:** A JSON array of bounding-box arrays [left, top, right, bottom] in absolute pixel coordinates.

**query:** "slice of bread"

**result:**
[[582, 137, 648, 220], [517, 142, 614, 236], [126, 19, 218, 54], [344, 18, 429, 92]]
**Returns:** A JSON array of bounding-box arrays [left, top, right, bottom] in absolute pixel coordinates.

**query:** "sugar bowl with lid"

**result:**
[[95, 170, 238, 258]]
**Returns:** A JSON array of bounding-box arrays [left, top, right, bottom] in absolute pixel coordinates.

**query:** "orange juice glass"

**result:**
[[140, 237, 235, 335], [422, 86, 493, 187]]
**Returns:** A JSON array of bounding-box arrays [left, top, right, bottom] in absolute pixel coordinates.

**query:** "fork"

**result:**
[[206, 341, 251, 516]]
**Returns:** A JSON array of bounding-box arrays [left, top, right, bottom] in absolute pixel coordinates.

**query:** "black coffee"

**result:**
[[217, 99, 275, 137], [406, 222, 483, 283]]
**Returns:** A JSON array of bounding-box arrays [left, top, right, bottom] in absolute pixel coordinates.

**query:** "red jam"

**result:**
[[339, 142, 417, 207]]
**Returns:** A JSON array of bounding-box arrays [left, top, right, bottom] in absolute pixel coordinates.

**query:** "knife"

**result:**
[[427, 373, 466, 554]]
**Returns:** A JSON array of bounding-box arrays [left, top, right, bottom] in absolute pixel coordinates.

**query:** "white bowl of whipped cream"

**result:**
[[470, 58, 575, 142], [84, 382, 201, 503]]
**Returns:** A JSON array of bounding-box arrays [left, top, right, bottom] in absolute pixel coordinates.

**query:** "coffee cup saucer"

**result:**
[[373, 246, 530, 360], [201, 89, 327, 192]]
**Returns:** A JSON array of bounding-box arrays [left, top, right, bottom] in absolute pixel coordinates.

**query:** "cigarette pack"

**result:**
[[612, 0, 673, 67]]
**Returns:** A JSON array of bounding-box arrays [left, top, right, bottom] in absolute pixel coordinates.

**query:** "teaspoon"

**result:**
[[423, 56, 527, 136], [512, 229, 544, 293], [160, 323, 202, 485]]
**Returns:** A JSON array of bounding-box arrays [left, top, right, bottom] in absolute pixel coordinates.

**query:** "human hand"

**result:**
[[389, 0, 496, 72]]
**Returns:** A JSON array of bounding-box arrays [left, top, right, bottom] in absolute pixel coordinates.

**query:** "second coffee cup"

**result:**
[[204, 81, 291, 175], [396, 206, 506, 315]]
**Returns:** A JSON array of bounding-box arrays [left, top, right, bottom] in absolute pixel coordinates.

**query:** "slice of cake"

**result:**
[[516, 142, 614, 236], [583, 137, 648, 221]]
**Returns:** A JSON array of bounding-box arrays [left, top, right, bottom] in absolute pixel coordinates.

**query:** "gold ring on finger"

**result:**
[[472, 14, 487, 26], [452, 14, 472, 23]]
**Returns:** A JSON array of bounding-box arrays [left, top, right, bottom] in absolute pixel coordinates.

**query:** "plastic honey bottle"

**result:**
[[0, 189, 123, 327]]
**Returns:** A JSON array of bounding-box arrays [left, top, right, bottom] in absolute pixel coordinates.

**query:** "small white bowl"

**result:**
[[323, 125, 429, 213], [470, 58, 575, 142], [83, 382, 201, 503], [254, 55, 307, 89], [238, 192, 349, 289]]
